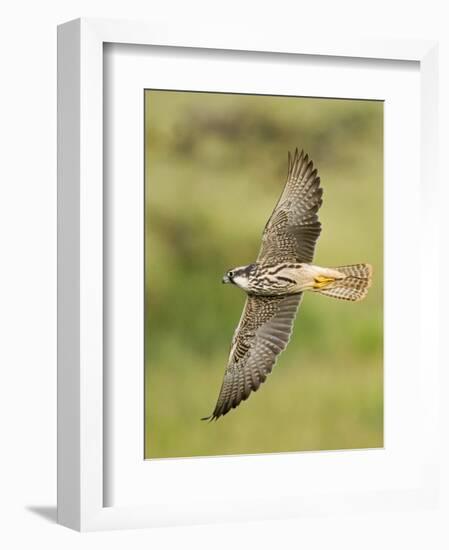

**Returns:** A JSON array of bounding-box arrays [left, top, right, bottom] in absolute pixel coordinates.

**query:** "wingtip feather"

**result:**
[[288, 147, 318, 181]]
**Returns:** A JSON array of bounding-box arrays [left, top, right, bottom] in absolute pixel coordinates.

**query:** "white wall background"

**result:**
[[0, 1, 447, 548]]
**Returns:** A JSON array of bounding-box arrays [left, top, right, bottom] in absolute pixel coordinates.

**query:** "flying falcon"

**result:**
[[202, 148, 372, 421]]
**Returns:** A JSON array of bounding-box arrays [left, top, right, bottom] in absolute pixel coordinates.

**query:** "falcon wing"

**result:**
[[202, 293, 303, 420], [257, 149, 323, 264]]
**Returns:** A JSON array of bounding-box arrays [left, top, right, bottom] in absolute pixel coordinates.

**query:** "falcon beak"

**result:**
[[222, 274, 231, 284]]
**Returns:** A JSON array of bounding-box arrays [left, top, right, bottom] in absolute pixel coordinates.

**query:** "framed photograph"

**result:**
[[57, 18, 439, 531], [143, 90, 383, 458]]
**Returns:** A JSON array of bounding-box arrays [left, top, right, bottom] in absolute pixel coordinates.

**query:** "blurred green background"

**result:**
[[144, 90, 383, 459]]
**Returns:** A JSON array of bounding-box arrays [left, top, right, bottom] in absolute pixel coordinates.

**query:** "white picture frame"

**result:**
[[57, 17, 439, 531]]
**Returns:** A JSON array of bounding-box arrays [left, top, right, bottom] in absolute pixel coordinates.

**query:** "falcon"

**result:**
[[202, 148, 372, 421]]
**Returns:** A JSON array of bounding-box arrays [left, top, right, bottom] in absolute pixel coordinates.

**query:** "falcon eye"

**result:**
[[228, 271, 234, 278]]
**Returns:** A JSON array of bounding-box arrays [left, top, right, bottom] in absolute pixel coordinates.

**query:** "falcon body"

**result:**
[[203, 149, 372, 421], [222, 262, 347, 296]]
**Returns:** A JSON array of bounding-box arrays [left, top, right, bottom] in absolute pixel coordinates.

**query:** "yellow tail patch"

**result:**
[[313, 275, 335, 289]]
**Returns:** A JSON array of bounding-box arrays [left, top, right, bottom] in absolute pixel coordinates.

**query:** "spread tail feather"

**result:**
[[315, 264, 372, 302]]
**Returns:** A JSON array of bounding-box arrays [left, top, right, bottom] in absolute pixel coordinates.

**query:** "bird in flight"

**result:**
[[202, 148, 372, 421]]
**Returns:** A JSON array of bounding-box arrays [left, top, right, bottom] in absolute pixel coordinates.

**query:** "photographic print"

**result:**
[[144, 90, 383, 459]]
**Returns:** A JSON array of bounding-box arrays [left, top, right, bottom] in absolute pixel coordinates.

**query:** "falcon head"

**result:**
[[222, 264, 256, 289]]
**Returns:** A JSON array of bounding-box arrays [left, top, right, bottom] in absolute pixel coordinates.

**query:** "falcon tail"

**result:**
[[313, 264, 372, 302]]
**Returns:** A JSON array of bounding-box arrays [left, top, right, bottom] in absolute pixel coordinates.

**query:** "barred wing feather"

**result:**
[[202, 293, 303, 420], [257, 149, 323, 264]]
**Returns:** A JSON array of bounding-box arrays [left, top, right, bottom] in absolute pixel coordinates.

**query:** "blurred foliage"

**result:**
[[144, 91, 383, 458]]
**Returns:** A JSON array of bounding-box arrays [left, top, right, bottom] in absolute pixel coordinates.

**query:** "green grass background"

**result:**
[[144, 90, 383, 459]]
